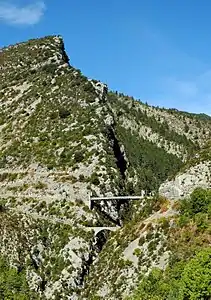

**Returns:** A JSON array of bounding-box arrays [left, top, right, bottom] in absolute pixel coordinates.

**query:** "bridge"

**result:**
[[88, 195, 145, 234], [9, 194, 147, 237], [88, 195, 144, 209], [88, 226, 120, 235]]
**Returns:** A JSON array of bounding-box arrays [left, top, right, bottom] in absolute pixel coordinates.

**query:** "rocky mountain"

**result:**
[[0, 35, 211, 299], [159, 141, 211, 200]]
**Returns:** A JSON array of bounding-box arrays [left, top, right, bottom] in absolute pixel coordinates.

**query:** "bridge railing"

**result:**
[[90, 196, 143, 201]]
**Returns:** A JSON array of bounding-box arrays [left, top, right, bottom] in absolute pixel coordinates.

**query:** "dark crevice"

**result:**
[[78, 241, 97, 286], [92, 119, 130, 226], [78, 111, 131, 288], [79, 255, 93, 287], [39, 279, 47, 292], [79, 231, 111, 287], [94, 230, 110, 252], [106, 126, 127, 180], [29, 254, 39, 271]]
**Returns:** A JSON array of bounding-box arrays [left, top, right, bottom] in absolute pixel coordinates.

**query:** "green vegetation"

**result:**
[[130, 188, 211, 300], [108, 92, 206, 153], [116, 125, 182, 193], [107, 91, 211, 194], [130, 248, 211, 300], [180, 187, 211, 216], [0, 256, 37, 299], [1, 35, 211, 300]]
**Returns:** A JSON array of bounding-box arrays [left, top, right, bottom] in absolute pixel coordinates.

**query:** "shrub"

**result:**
[[42, 63, 57, 74], [194, 212, 209, 230], [0, 256, 36, 299], [180, 188, 211, 216], [178, 215, 190, 227], [90, 173, 100, 185], [34, 181, 47, 190], [59, 108, 70, 119], [74, 150, 84, 163], [0, 201, 6, 213], [179, 248, 211, 299], [79, 174, 85, 181], [50, 111, 58, 119]]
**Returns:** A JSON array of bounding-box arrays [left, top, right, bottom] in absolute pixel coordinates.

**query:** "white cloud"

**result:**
[[0, 1, 45, 25], [164, 78, 198, 98], [159, 71, 211, 114]]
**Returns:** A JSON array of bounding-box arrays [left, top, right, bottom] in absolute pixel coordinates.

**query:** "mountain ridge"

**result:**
[[0, 35, 211, 299]]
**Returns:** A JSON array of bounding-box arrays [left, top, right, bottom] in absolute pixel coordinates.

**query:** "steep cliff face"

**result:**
[[1, 35, 211, 299], [159, 143, 211, 200]]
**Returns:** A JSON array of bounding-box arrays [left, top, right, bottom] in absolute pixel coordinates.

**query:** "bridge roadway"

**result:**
[[89, 195, 144, 209]]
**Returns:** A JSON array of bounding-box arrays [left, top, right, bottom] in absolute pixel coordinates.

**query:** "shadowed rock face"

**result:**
[[1, 35, 211, 299], [105, 126, 127, 179]]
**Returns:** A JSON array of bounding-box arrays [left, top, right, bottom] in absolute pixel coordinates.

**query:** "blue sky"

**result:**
[[1, 1, 211, 114]]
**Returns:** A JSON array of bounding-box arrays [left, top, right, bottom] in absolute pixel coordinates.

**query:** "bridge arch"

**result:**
[[89, 226, 119, 236]]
